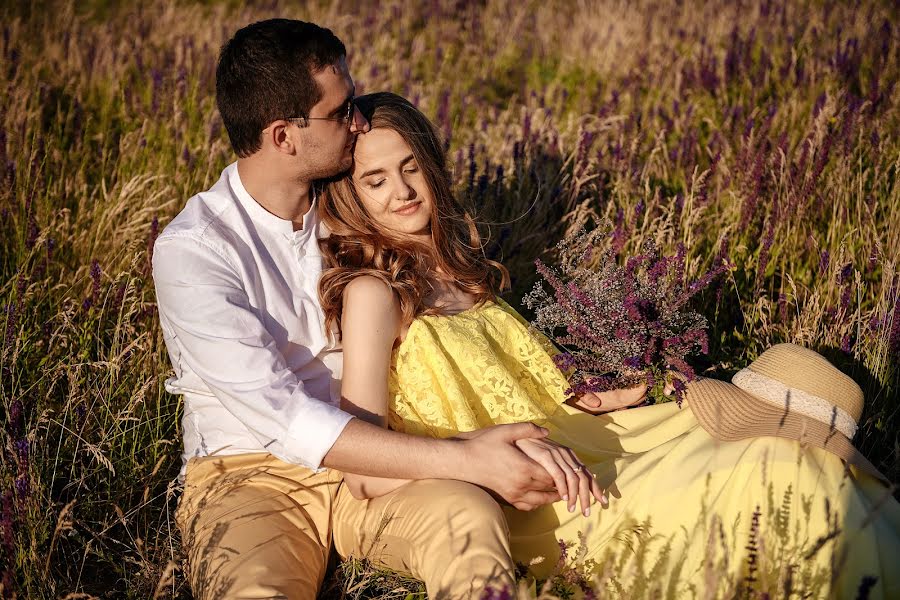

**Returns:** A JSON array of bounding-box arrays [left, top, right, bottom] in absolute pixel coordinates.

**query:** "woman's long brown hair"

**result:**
[[318, 92, 509, 338]]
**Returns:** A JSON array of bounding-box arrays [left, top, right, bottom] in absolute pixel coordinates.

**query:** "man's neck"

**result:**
[[237, 156, 313, 231]]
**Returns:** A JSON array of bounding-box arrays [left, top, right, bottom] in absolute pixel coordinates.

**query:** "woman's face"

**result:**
[[351, 127, 434, 240]]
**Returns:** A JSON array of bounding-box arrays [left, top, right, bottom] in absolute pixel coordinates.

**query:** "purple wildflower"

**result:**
[[671, 378, 687, 407], [838, 262, 853, 284], [479, 585, 512, 600], [553, 352, 577, 371], [755, 221, 775, 291], [525, 227, 720, 404], [14, 439, 27, 465], [818, 250, 830, 275], [841, 335, 853, 353], [840, 285, 852, 312], [75, 401, 87, 425], [90, 259, 101, 301], [14, 476, 28, 499], [623, 356, 642, 370]]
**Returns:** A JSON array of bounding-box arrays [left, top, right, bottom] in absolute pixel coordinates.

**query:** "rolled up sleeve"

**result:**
[[152, 236, 352, 469]]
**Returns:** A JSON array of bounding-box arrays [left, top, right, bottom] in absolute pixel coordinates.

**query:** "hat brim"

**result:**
[[685, 378, 888, 484]]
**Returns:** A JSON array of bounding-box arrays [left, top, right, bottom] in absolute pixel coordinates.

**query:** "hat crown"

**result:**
[[742, 343, 864, 422]]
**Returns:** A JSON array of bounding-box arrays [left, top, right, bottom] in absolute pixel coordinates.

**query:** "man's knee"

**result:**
[[411, 479, 508, 538], [406, 480, 515, 598]]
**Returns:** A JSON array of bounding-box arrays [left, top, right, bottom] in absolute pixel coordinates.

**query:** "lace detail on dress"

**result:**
[[388, 299, 570, 438]]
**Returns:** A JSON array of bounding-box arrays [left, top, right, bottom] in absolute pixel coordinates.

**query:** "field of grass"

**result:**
[[1, 0, 898, 597]]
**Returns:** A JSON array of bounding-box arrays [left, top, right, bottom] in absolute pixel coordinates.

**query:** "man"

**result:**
[[153, 19, 575, 600]]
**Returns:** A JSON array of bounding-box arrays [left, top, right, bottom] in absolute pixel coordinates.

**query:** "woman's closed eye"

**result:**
[[367, 179, 386, 189]]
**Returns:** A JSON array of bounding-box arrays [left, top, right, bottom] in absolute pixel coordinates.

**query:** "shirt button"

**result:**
[[296, 248, 306, 258]]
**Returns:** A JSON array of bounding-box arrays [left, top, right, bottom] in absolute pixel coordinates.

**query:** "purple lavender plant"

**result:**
[[523, 226, 729, 405]]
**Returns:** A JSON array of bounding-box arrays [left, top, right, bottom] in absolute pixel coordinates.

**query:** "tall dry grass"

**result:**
[[0, 0, 897, 597]]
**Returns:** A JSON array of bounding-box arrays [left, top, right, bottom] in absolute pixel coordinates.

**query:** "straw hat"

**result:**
[[685, 343, 887, 482]]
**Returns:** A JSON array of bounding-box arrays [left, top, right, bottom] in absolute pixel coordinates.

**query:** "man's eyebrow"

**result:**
[[330, 86, 356, 116], [358, 155, 415, 180]]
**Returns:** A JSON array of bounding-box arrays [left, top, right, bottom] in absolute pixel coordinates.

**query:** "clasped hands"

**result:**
[[460, 385, 657, 514], [457, 423, 602, 514]]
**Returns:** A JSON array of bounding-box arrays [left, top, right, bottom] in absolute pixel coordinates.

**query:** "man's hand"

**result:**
[[457, 423, 563, 511]]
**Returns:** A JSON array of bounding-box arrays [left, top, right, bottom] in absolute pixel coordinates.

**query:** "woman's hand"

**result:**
[[569, 383, 648, 414], [513, 437, 607, 515]]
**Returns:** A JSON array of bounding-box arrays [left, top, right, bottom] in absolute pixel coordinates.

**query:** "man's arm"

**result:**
[[325, 419, 562, 510], [153, 239, 559, 509], [153, 236, 352, 469]]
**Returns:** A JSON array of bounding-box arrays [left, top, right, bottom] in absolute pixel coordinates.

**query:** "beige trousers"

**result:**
[[176, 453, 516, 600]]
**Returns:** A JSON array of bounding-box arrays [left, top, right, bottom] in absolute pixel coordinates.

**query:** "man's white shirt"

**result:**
[[152, 162, 352, 477]]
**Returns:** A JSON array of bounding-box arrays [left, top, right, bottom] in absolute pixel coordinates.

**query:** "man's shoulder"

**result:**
[[152, 165, 247, 276], [158, 165, 238, 245]]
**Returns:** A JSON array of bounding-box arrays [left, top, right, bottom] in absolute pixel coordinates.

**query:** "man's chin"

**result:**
[[336, 153, 354, 172], [310, 156, 354, 181]]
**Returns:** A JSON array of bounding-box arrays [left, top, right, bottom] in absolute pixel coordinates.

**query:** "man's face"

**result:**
[[292, 57, 368, 179]]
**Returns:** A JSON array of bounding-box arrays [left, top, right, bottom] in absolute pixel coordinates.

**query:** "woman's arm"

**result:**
[[338, 275, 412, 499]]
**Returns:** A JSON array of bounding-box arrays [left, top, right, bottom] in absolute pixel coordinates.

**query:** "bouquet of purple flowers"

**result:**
[[523, 227, 730, 405]]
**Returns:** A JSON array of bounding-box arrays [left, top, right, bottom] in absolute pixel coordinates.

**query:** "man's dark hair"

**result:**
[[216, 19, 346, 157]]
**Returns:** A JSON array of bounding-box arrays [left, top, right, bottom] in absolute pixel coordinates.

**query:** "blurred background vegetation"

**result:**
[[0, 0, 897, 597]]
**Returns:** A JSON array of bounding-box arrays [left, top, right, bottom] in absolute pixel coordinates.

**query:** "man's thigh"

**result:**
[[331, 479, 515, 599], [176, 453, 340, 600]]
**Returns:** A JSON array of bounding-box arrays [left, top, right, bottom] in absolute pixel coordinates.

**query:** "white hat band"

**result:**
[[731, 368, 858, 439]]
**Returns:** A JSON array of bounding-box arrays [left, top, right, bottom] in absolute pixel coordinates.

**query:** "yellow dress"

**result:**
[[388, 300, 900, 598]]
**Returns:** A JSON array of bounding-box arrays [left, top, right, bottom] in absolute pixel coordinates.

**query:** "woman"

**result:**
[[318, 92, 900, 597]]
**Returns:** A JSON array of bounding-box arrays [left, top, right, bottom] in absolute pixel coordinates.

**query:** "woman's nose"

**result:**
[[393, 178, 415, 202]]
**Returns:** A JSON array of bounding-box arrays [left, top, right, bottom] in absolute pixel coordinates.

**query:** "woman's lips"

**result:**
[[394, 201, 421, 215]]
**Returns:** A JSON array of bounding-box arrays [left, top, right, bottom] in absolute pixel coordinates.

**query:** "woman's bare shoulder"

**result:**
[[343, 275, 399, 308], [342, 275, 403, 340]]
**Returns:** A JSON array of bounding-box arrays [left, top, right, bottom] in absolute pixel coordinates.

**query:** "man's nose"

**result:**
[[349, 105, 370, 134]]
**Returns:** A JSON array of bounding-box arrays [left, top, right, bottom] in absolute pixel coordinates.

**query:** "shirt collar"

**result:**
[[228, 162, 319, 240]]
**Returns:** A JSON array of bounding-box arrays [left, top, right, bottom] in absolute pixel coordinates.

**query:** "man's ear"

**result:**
[[264, 121, 296, 155]]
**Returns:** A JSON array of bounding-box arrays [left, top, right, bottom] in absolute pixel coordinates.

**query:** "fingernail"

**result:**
[[583, 507, 590, 517], [601, 494, 608, 504], [568, 504, 575, 513], [562, 494, 568, 501]]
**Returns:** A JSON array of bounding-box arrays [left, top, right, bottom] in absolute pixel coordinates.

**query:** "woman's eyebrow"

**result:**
[[358, 167, 384, 179]]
